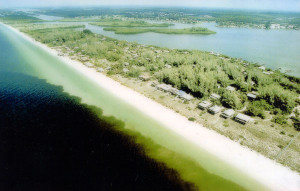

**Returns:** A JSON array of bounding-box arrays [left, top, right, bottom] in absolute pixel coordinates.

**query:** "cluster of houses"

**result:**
[[55, 46, 75, 57], [153, 79, 255, 125], [55, 46, 102, 69], [154, 81, 253, 125], [53, 43, 260, 127], [123, 45, 165, 65], [155, 83, 194, 101], [269, 24, 296, 29], [55, 45, 96, 67], [198, 93, 253, 125], [124, 46, 139, 60], [55, 45, 137, 73]]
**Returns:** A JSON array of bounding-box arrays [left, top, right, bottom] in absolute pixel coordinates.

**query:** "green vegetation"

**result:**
[[272, 115, 288, 125], [91, 20, 172, 27], [223, 120, 229, 127], [103, 27, 216, 35], [0, 13, 42, 24], [291, 116, 300, 131], [246, 101, 267, 119], [90, 19, 215, 34], [82, 29, 93, 34], [157, 63, 298, 115], [221, 91, 242, 109], [188, 117, 196, 121], [265, 21, 271, 29], [294, 121, 300, 131], [18, 25, 85, 44], [39, 7, 300, 29], [30, 25, 85, 31]]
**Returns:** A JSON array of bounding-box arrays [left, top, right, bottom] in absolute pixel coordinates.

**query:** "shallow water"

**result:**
[[0, 23, 267, 190]]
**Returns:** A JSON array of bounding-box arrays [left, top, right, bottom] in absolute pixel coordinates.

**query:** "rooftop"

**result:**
[[226, 86, 236, 91], [210, 93, 221, 100], [221, 109, 235, 118], [247, 93, 257, 99], [156, 84, 178, 95], [208, 105, 222, 114], [177, 90, 193, 101], [198, 101, 212, 109], [235, 113, 252, 123]]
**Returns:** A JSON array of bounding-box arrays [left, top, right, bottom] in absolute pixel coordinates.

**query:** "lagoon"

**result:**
[[86, 22, 300, 77]]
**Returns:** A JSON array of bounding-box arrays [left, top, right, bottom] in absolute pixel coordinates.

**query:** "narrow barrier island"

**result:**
[[13, 23, 299, 173], [102, 26, 216, 34], [90, 20, 173, 27]]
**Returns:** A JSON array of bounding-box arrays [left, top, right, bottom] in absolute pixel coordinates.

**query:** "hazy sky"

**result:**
[[1, 0, 300, 11]]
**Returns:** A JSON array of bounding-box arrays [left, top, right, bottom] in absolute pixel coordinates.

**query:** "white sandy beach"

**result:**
[[3, 23, 300, 191]]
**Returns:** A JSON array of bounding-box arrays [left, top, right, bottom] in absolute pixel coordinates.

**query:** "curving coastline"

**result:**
[[2, 22, 300, 191]]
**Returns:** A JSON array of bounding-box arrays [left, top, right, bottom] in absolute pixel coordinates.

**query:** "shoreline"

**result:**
[[3, 23, 300, 190]]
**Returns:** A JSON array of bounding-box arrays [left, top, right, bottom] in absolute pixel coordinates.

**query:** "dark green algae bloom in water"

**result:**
[[0, 72, 193, 191], [0, 72, 247, 191]]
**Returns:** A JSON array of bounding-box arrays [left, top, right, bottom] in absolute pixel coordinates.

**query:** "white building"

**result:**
[[208, 105, 222, 114], [177, 90, 193, 101], [210, 93, 221, 100], [226, 86, 236, 91], [247, 93, 257, 99], [221, 109, 235, 119], [198, 101, 212, 110], [235, 113, 252, 124], [258, 66, 266, 71]]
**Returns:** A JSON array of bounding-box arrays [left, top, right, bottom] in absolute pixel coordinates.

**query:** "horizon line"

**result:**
[[1, 5, 300, 13]]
